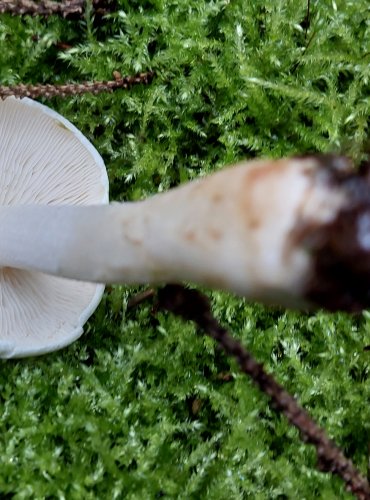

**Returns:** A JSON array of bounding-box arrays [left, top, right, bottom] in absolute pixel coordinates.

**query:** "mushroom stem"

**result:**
[[0, 157, 351, 308]]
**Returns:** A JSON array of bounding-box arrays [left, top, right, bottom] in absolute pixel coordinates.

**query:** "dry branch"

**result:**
[[157, 284, 370, 500], [0, 72, 155, 99], [0, 0, 113, 16], [0, 0, 85, 16]]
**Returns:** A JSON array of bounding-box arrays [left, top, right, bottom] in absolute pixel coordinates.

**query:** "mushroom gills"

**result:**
[[0, 96, 109, 357]]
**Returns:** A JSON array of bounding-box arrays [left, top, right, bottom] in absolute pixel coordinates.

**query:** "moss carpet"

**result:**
[[0, 1, 369, 498]]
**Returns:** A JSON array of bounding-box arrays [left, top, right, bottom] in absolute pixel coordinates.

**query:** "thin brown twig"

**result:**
[[127, 288, 156, 309], [0, 0, 85, 16], [0, 0, 112, 17], [0, 72, 155, 99], [303, 0, 310, 39], [157, 284, 370, 500]]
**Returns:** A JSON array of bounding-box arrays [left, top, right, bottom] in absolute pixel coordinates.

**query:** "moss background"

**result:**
[[0, 0, 370, 498]]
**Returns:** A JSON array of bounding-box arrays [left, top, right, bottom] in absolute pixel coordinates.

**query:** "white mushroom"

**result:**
[[0, 97, 108, 358], [1, 98, 368, 358]]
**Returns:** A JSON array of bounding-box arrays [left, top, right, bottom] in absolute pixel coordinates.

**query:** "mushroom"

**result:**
[[1, 98, 369, 358], [0, 97, 108, 358]]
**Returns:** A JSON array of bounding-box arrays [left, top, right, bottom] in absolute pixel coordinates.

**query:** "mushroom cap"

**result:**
[[0, 97, 109, 358]]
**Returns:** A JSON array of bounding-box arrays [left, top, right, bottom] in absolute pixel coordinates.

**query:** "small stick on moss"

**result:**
[[302, 0, 311, 39], [0, 0, 85, 16], [157, 284, 370, 500], [127, 288, 156, 309], [0, 72, 155, 99]]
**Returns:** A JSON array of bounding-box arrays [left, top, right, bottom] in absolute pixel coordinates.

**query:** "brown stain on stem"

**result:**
[[208, 228, 222, 241], [211, 192, 223, 204], [240, 159, 291, 232], [184, 230, 196, 242]]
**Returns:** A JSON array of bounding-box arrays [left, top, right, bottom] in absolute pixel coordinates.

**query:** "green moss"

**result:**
[[0, 0, 369, 497]]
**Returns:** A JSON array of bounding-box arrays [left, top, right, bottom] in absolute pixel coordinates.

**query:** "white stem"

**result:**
[[0, 159, 347, 307]]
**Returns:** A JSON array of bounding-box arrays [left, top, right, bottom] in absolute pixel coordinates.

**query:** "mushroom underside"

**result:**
[[0, 97, 109, 358]]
